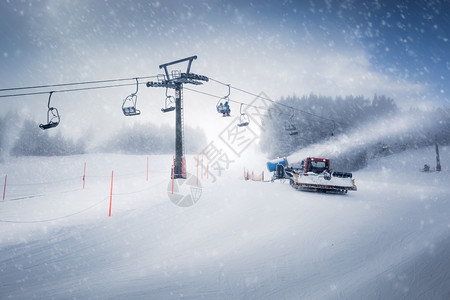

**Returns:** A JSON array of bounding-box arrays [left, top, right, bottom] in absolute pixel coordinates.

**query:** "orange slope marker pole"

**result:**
[[201, 154, 204, 180], [196, 153, 199, 185], [83, 162, 86, 189], [2, 175, 7, 200], [206, 152, 209, 180], [171, 156, 175, 195]]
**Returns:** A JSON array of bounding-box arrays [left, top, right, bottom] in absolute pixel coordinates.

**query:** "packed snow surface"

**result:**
[[1, 147, 449, 299]]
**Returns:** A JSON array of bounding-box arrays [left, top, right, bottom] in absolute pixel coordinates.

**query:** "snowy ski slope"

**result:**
[[1, 147, 449, 299]]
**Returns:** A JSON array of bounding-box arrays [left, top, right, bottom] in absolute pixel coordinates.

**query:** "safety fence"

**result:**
[[243, 168, 265, 182], [0, 157, 170, 223]]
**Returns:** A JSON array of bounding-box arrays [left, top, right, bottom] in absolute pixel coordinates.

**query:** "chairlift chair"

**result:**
[[330, 120, 336, 137], [216, 84, 231, 116], [216, 99, 231, 116], [237, 103, 250, 127], [122, 78, 141, 116], [39, 92, 60, 130], [161, 88, 176, 113], [284, 113, 298, 135], [284, 123, 297, 132]]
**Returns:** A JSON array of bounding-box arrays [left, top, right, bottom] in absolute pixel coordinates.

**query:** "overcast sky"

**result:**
[[1, 0, 449, 142]]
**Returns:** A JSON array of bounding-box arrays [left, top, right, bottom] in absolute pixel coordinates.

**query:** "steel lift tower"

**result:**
[[146, 56, 208, 178]]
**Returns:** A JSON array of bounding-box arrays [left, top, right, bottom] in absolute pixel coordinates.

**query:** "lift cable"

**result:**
[[0, 82, 148, 98], [183, 85, 329, 125], [208, 77, 339, 125], [1, 73, 340, 128], [0, 75, 158, 93], [184, 83, 340, 128], [184, 86, 267, 111]]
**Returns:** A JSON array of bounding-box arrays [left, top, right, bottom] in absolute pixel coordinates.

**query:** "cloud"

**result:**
[[294, 50, 427, 103], [205, 39, 428, 109]]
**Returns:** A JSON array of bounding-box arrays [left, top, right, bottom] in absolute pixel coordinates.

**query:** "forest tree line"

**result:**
[[0, 115, 206, 158], [260, 94, 450, 170]]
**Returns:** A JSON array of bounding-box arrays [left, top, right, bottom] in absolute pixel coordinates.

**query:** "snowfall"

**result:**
[[0, 146, 449, 299]]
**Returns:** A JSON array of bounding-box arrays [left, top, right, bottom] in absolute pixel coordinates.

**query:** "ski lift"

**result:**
[[122, 78, 141, 116], [237, 103, 250, 127], [161, 87, 176, 113], [284, 113, 298, 136], [39, 91, 60, 130], [216, 84, 231, 116]]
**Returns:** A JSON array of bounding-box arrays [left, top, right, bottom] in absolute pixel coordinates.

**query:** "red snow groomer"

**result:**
[[267, 157, 357, 194]]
